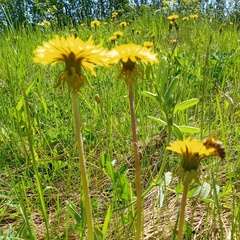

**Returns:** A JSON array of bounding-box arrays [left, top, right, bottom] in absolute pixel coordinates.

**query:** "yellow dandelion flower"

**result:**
[[113, 31, 123, 38], [37, 23, 43, 27], [167, 14, 179, 21], [230, 22, 233, 25], [182, 17, 189, 21], [91, 20, 100, 27], [170, 39, 177, 43], [109, 35, 117, 44], [108, 44, 159, 83], [167, 138, 221, 182], [104, 22, 108, 25], [80, 23, 86, 27], [120, 21, 127, 28], [112, 12, 118, 19], [43, 20, 50, 26], [70, 28, 76, 32], [190, 14, 198, 19], [33, 35, 109, 92], [135, 30, 141, 35], [143, 41, 153, 49]]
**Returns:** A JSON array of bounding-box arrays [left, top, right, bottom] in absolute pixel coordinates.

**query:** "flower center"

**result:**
[[121, 58, 136, 71], [63, 52, 81, 75]]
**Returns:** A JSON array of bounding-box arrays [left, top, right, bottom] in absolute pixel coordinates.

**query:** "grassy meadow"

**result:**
[[0, 6, 240, 240]]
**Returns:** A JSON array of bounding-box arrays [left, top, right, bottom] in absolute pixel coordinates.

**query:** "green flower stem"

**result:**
[[128, 82, 142, 240], [71, 92, 94, 240], [178, 180, 189, 240]]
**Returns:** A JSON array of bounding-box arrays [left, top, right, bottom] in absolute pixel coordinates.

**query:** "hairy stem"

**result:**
[[178, 180, 189, 240], [71, 92, 94, 240], [128, 82, 142, 240]]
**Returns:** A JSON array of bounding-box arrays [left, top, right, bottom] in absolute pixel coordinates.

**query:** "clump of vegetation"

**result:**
[[0, 1, 240, 239]]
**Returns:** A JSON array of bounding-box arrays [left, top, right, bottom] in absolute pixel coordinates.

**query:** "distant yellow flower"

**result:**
[[37, 23, 43, 27], [33, 35, 108, 92], [112, 12, 118, 19], [135, 30, 141, 35], [150, 34, 155, 40], [108, 44, 159, 83], [14, 36, 21, 40], [167, 138, 220, 182], [230, 22, 233, 25], [43, 20, 50, 26], [170, 39, 177, 43], [80, 23, 86, 27], [113, 31, 123, 38], [167, 14, 179, 21], [190, 14, 198, 19], [70, 29, 76, 32], [143, 41, 153, 49], [120, 21, 127, 28], [182, 17, 189, 21], [104, 22, 108, 25], [109, 35, 117, 44], [91, 20, 100, 27]]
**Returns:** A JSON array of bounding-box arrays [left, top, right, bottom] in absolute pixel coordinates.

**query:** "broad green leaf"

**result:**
[[66, 201, 81, 224], [106, 161, 114, 182], [142, 91, 159, 103], [175, 184, 184, 194], [187, 185, 201, 197], [100, 152, 105, 168], [164, 77, 179, 103], [212, 184, 220, 197], [178, 126, 200, 133], [102, 205, 112, 239], [164, 172, 172, 186], [172, 124, 183, 140], [200, 182, 211, 199], [158, 185, 164, 208], [148, 116, 167, 125], [173, 98, 199, 114], [202, 198, 215, 204], [114, 164, 129, 180]]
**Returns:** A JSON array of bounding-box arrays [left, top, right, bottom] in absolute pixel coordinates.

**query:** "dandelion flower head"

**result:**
[[112, 12, 118, 19], [190, 14, 198, 19], [33, 35, 108, 91], [167, 138, 220, 182], [91, 20, 100, 27], [167, 14, 179, 21], [108, 44, 158, 83], [120, 21, 127, 28], [167, 138, 219, 171], [113, 31, 123, 38], [43, 20, 50, 26], [143, 41, 153, 49]]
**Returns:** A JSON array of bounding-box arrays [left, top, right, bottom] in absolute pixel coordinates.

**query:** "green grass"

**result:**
[[0, 7, 240, 240]]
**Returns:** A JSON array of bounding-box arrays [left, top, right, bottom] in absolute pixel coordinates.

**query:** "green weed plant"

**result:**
[[0, 8, 240, 240]]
